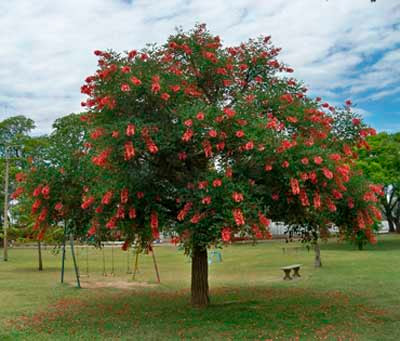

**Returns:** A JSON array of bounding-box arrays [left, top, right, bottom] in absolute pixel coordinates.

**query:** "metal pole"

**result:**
[[132, 247, 140, 280], [3, 146, 9, 262], [69, 233, 81, 288], [150, 244, 161, 284], [61, 222, 67, 283]]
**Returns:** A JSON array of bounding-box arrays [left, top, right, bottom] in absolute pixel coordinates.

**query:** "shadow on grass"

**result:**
[[7, 286, 398, 340]]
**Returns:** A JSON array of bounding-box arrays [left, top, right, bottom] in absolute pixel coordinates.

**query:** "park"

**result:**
[[1, 235, 400, 339], [1, 1, 400, 340]]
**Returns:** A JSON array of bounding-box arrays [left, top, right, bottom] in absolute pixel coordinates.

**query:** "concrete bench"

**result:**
[[281, 264, 302, 280]]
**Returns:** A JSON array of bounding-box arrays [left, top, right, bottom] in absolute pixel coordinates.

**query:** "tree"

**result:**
[[0, 116, 36, 260], [357, 132, 400, 232], [15, 113, 95, 245], [67, 24, 381, 307]]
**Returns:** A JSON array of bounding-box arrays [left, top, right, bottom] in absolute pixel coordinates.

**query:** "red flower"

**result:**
[[150, 211, 159, 229], [232, 192, 244, 202], [126, 124, 135, 136], [116, 206, 125, 219], [102, 191, 113, 205], [313, 192, 321, 209], [352, 118, 361, 125], [137, 192, 144, 199], [184, 119, 193, 127], [151, 75, 161, 93], [38, 207, 47, 222], [202, 140, 213, 157], [121, 83, 131, 92], [81, 196, 95, 210], [33, 185, 42, 197], [196, 112, 205, 120], [280, 93, 293, 104], [121, 66, 131, 73], [286, 116, 298, 123], [128, 50, 137, 59], [235, 130, 244, 138], [202, 196, 212, 205], [146, 139, 159, 154], [212, 179, 222, 187], [130, 76, 142, 85], [301, 157, 309, 165], [313, 156, 323, 165], [129, 207, 136, 219], [322, 167, 333, 179], [41, 185, 50, 196], [178, 152, 187, 160], [244, 141, 254, 150], [281, 161, 290, 168], [198, 181, 208, 189], [345, 99, 352, 106], [258, 212, 270, 227], [221, 227, 232, 242], [326, 198, 336, 212], [11, 187, 24, 199], [272, 193, 279, 201], [232, 208, 245, 226], [121, 188, 129, 204], [223, 107, 236, 118], [124, 141, 135, 160], [190, 212, 202, 224], [182, 129, 193, 142], [92, 149, 111, 167], [177, 202, 192, 221], [264, 164, 273, 172], [208, 129, 217, 138], [55, 202, 63, 211], [87, 223, 97, 236], [299, 190, 310, 206], [169, 85, 180, 92], [216, 141, 225, 151], [290, 178, 300, 195], [161, 93, 170, 101], [15, 172, 26, 182], [106, 217, 117, 229]]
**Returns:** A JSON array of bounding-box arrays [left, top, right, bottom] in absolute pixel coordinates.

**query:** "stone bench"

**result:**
[[281, 264, 302, 280]]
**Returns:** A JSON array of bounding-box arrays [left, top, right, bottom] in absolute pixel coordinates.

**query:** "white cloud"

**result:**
[[0, 0, 399, 133]]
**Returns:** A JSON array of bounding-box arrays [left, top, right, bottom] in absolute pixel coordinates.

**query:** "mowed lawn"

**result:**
[[1, 235, 400, 340]]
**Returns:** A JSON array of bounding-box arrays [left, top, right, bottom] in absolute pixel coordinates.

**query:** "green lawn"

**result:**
[[1, 235, 400, 340]]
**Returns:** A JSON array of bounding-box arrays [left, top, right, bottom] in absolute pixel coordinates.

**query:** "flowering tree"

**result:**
[[73, 24, 381, 306], [14, 114, 95, 242]]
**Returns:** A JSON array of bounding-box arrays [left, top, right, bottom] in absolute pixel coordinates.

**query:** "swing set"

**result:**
[[60, 228, 161, 288]]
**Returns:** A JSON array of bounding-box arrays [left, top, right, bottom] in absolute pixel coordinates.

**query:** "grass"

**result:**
[[0, 235, 400, 340]]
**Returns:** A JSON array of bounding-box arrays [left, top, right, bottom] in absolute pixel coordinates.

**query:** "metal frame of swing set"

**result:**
[[60, 225, 161, 288]]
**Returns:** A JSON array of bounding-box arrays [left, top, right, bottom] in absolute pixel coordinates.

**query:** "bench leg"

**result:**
[[293, 267, 301, 278], [283, 269, 292, 280]]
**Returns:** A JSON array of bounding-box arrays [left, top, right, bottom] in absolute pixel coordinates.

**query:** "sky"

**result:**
[[0, 0, 399, 135]]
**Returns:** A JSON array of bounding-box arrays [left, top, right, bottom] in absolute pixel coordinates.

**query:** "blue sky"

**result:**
[[0, 0, 399, 134]]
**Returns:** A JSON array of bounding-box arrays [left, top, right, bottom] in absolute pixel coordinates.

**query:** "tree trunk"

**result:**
[[388, 218, 395, 233], [395, 220, 400, 234], [38, 241, 43, 271], [314, 242, 322, 268], [191, 246, 210, 307]]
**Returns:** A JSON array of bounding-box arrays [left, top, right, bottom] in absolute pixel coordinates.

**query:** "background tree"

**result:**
[[16, 113, 95, 246], [357, 132, 400, 232], [1, 116, 36, 258]]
